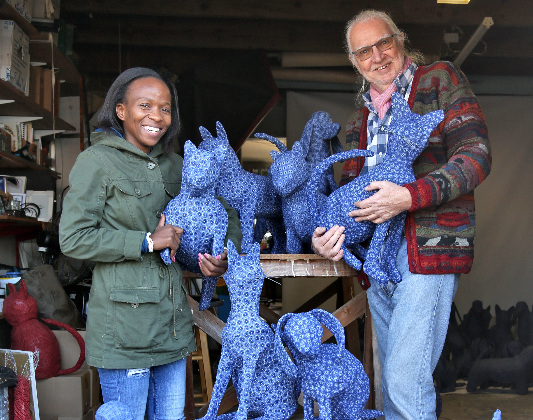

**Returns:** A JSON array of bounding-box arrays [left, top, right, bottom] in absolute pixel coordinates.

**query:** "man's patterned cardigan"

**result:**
[[340, 61, 492, 287]]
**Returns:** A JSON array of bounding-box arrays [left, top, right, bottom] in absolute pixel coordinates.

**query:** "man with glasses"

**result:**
[[311, 9, 491, 419]]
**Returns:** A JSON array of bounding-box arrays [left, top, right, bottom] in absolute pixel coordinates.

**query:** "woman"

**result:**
[[59, 67, 242, 420]]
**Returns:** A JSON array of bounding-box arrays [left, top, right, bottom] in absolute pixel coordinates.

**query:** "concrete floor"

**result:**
[[286, 387, 533, 419]]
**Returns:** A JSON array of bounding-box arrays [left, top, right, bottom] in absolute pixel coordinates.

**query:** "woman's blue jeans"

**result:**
[[366, 236, 459, 420], [98, 358, 187, 420]]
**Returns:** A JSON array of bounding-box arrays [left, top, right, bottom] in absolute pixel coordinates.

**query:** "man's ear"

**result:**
[[116, 103, 126, 122]]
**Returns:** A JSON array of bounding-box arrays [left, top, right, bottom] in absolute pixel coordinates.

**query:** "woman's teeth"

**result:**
[[143, 126, 161, 134]]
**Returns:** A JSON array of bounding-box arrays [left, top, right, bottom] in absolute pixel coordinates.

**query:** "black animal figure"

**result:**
[[489, 305, 516, 358], [433, 342, 457, 393], [467, 345, 533, 395], [447, 331, 473, 380], [461, 300, 491, 342], [515, 301, 531, 344], [471, 337, 492, 361]]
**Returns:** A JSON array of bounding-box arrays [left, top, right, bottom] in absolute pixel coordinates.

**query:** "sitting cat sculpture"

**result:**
[[199, 122, 282, 253], [275, 309, 383, 420], [161, 140, 228, 311], [200, 240, 299, 420], [307, 92, 444, 283]]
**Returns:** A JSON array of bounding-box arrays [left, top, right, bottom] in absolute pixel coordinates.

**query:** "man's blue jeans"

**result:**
[[366, 236, 459, 419], [98, 358, 187, 420]]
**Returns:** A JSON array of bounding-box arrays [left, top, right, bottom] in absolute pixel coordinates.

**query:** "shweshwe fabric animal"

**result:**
[[307, 92, 444, 283], [257, 111, 343, 254], [199, 240, 299, 420], [161, 140, 228, 311], [199, 122, 282, 253], [274, 309, 383, 420]]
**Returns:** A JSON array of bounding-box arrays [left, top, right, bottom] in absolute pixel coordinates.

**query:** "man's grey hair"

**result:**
[[344, 9, 425, 66]]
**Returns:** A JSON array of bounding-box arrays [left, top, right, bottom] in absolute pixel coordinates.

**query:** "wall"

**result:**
[[283, 90, 533, 319]]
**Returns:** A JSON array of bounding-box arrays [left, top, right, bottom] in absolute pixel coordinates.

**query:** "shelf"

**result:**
[[0, 79, 75, 131], [0, 215, 50, 239], [0, 3, 80, 84], [0, 151, 61, 178]]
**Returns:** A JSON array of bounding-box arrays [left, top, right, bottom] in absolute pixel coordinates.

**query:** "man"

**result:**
[[311, 9, 491, 419]]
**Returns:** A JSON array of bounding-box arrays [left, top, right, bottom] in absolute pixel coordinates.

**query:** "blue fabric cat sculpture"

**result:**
[[200, 240, 299, 420], [307, 92, 444, 283], [275, 309, 383, 420], [161, 140, 228, 311], [199, 122, 282, 253]]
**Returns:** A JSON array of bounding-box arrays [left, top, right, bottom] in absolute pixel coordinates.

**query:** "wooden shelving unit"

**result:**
[[0, 3, 78, 243]]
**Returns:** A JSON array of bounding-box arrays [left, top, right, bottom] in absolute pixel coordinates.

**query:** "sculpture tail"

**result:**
[[42, 318, 86, 375], [254, 132, 288, 153], [306, 148, 374, 226]]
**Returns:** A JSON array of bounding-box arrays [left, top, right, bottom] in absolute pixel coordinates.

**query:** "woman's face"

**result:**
[[116, 77, 171, 154]]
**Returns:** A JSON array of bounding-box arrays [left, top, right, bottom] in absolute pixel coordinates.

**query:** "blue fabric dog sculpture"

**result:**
[[307, 92, 444, 283], [161, 140, 228, 311], [200, 240, 299, 420], [199, 122, 282, 253], [275, 309, 383, 420]]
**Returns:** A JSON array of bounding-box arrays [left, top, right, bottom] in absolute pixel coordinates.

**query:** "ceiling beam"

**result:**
[[63, 0, 530, 26]]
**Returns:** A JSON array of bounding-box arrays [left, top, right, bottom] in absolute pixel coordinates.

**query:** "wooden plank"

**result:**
[[363, 297, 375, 410], [322, 291, 367, 342], [197, 384, 238, 418], [188, 295, 225, 344], [184, 355, 195, 420], [372, 318, 384, 412], [62, 0, 531, 26], [341, 277, 361, 360], [258, 303, 281, 326], [260, 254, 359, 278]]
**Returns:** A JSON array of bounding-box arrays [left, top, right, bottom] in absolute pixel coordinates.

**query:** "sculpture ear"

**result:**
[[19, 280, 27, 297], [270, 150, 281, 161], [292, 141, 303, 156], [495, 304, 501, 316], [248, 241, 261, 260], [299, 119, 313, 156], [7, 283, 16, 294], [310, 309, 345, 357], [184, 140, 196, 156], [391, 92, 410, 117], [216, 122, 228, 143], [275, 314, 298, 379], [198, 126, 213, 143]]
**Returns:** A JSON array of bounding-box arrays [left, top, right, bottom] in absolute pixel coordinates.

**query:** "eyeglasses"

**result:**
[[351, 34, 397, 62]]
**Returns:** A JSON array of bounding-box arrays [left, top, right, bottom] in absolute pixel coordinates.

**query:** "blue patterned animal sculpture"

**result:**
[[198, 122, 282, 253], [161, 140, 228, 311], [307, 92, 444, 283], [200, 240, 299, 420], [275, 309, 383, 420]]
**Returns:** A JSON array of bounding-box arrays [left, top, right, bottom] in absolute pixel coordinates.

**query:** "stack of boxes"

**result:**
[[37, 331, 101, 420]]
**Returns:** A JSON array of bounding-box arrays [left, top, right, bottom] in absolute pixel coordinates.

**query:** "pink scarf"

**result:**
[[370, 57, 412, 120]]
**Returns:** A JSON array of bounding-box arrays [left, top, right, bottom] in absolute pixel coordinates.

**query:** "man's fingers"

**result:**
[[157, 214, 166, 228]]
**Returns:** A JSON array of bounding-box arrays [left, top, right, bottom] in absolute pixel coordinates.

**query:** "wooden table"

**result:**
[[185, 254, 380, 419]]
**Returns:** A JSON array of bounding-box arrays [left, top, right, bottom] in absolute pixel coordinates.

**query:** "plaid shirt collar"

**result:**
[[359, 61, 418, 176]]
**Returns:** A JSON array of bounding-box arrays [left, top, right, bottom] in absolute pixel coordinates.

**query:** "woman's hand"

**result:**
[[199, 250, 229, 278], [311, 226, 345, 261], [151, 214, 183, 261]]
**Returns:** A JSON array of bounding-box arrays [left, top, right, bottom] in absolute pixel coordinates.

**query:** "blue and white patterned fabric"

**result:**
[[307, 92, 444, 283], [360, 62, 417, 176], [199, 122, 282, 253], [199, 240, 299, 420], [262, 112, 341, 254], [275, 309, 383, 420], [160, 140, 228, 311]]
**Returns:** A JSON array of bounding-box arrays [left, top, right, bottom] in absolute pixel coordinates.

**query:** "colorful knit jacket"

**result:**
[[340, 61, 491, 281]]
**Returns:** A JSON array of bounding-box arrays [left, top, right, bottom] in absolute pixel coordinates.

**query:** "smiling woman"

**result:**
[[58, 67, 243, 420]]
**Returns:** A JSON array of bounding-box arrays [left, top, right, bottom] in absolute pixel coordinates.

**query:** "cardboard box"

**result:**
[[53, 330, 101, 408], [37, 370, 91, 419], [42, 68, 53, 111], [0, 20, 30, 95], [30, 65, 43, 104], [32, 0, 60, 19], [5, 0, 34, 23]]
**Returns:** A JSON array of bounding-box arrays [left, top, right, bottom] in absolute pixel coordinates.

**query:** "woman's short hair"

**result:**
[[97, 67, 180, 154]]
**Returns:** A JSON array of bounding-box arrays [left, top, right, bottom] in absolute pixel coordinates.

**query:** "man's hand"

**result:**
[[311, 226, 345, 261], [199, 250, 229, 278], [151, 214, 184, 261], [349, 181, 412, 224]]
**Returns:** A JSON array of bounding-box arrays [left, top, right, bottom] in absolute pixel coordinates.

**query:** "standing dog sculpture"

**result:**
[[275, 309, 383, 420], [307, 92, 444, 283], [199, 122, 282, 253], [200, 240, 299, 420], [161, 140, 228, 311]]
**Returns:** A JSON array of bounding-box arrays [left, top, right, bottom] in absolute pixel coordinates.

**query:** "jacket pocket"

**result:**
[[436, 212, 470, 228], [115, 180, 152, 199], [110, 287, 162, 349]]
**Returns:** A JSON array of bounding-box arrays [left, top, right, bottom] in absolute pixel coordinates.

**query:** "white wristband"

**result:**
[[146, 232, 154, 253]]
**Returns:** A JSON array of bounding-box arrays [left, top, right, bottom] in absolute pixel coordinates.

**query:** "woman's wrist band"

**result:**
[[146, 232, 154, 253]]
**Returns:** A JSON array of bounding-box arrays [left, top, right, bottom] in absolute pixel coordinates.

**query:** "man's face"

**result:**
[[348, 18, 405, 93]]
